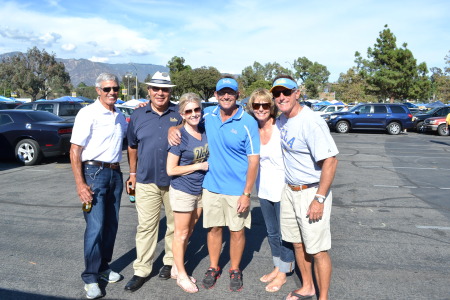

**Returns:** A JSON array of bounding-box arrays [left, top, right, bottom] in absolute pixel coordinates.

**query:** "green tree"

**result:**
[[75, 82, 97, 100], [357, 25, 431, 102], [0, 47, 71, 100], [240, 61, 291, 96], [431, 66, 450, 102], [334, 68, 376, 103], [166, 56, 191, 74], [190, 66, 221, 100], [292, 57, 330, 98]]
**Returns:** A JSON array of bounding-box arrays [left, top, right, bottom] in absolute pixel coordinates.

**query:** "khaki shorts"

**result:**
[[202, 189, 251, 231], [280, 184, 332, 254], [169, 186, 203, 212]]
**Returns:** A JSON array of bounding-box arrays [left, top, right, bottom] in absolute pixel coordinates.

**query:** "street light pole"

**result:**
[[129, 63, 138, 100], [125, 73, 132, 101]]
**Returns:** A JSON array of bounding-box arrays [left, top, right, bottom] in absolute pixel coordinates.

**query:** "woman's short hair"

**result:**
[[246, 88, 278, 119]]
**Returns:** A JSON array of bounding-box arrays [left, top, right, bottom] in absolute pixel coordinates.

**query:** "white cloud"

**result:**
[[89, 56, 109, 63], [61, 43, 76, 51]]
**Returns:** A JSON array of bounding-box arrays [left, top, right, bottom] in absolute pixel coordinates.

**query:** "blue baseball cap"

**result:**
[[216, 78, 238, 92], [269, 78, 298, 92]]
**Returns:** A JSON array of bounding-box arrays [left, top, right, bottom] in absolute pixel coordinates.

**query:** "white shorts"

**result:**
[[280, 184, 332, 254]]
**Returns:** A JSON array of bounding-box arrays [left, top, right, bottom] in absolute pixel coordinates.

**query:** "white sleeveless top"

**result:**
[[256, 124, 285, 202]]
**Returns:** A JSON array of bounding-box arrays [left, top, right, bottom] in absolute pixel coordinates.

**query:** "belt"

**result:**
[[287, 183, 319, 191], [83, 160, 120, 170]]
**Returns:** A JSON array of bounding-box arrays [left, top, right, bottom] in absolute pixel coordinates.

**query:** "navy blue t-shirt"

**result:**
[[127, 102, 182, 186], [168, 126, 209, 195]]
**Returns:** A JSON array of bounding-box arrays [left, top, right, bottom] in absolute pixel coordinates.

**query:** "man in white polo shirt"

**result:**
[[70, 73, 127, 299]]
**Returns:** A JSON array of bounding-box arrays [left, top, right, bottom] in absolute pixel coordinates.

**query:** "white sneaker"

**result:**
[[99, 269, 121, 283], [84, 283, 102, 299]]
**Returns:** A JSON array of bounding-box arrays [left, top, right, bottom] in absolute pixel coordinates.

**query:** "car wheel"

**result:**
[[335, 121, 350, 133], [437, 124, 449, 136], [416, 121, 425, 133], [15, 139, 42, 166], [387, 122, 401, 135]]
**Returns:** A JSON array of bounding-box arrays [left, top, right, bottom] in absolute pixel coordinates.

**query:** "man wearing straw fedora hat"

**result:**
[[124, 71, 183, 292]]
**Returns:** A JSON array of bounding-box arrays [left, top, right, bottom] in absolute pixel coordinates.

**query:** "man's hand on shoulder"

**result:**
[[168, 125, 183, 146]]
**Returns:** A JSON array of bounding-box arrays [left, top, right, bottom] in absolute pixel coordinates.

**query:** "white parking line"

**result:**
[[416, 225, 450, 231], [374, 185, 450, 190]]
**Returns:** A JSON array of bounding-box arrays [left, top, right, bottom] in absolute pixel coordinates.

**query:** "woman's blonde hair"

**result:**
[[178, 92, 201, 114], [246, 88, 278, 119]]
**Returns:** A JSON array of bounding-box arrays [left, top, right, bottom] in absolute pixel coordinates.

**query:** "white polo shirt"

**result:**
[[71, 100, 127, 163]]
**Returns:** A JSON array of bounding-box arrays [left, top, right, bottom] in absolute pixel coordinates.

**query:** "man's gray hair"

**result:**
[[95, 73, 119, 88]]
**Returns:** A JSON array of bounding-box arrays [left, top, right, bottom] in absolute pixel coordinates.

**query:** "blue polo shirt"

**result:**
[[202, 105, 260, 196], [127, 102, 182, 186]]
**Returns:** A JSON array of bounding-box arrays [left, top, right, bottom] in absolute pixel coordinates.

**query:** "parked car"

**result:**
[[423, 116, 449, 136], [115, 104, 135, 123], [315, 105, 345, 116], [0, 101, 22, 110], [15, 100, 83, 121], [412, 106, 450, 132], [0, 110, 73, 165], [326, 103, 413, 135]]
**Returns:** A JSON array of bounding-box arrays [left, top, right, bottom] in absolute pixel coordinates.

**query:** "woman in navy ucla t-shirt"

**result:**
[[166, 92, 209, 293]]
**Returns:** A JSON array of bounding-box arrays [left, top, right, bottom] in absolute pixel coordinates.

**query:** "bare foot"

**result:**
[[260, 267, 279, 283], [285, 288, 316, 300], [177, 276, 198, 293], [265, 272, 287, 293]]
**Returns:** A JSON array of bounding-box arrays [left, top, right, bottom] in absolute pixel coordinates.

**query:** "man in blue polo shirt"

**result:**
[[124, 72, 183, 292], [169, 76, 260, 292]]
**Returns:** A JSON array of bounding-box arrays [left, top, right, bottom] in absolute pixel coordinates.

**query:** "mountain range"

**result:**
[[0, 52, 168, 86]]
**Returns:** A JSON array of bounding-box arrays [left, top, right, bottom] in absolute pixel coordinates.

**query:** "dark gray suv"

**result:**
[[15, 100, 83, 121], [326, 103, 413, 135]]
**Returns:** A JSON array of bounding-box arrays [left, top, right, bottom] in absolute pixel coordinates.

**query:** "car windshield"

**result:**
[[26, 111, 64, 122], [424, 107, 440, 115], [347, 105, 360, 112]]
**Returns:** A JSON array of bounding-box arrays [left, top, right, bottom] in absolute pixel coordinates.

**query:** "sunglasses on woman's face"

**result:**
[[184, 107, 201, 115], [252, 103, 271, 110], [272, 89, 294, 98], [101, 86, 119, 93]]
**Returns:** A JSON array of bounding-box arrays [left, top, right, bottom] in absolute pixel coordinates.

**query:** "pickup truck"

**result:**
[[423, 116, 449, 136]]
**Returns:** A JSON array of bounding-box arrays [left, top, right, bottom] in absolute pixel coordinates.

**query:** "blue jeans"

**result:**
[[259, 198, 295, 273], [81, 164, 123, 284]]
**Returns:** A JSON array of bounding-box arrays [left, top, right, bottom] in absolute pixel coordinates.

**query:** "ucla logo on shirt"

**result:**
[[280, 126, 295, 149], [193, 144, 209, 163], [230, 128, 238, 135], [170, 117, 178, 122]]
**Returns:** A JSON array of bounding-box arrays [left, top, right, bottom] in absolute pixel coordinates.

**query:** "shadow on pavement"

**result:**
[[0, 289, 73, 300], [109, 206, 268, 277]]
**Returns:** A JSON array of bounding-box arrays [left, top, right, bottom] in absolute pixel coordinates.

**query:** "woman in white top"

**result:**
[[247, 88, 295, 293]]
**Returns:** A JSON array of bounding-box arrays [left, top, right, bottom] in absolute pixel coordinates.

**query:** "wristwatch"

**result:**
[[242, 192, 251, 197], [314, 194, 326, 204]]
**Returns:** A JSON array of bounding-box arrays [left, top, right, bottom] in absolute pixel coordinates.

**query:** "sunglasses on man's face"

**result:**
[[252, 103, 271, 110], [272, 89, 295, 98], [217, 90, 237, 97], [184, 107, 201, 115], [151, 86, 170, 93], [101, 86, 119, 93]]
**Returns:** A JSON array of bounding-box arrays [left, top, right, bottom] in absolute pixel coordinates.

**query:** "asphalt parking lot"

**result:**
[[0, 131, 449, 300]]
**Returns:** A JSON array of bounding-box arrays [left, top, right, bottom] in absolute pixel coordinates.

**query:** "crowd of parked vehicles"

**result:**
[[1, 95, 449, 165]]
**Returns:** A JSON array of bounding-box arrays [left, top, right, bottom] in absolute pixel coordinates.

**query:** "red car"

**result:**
[[423, 116, 449, 136]]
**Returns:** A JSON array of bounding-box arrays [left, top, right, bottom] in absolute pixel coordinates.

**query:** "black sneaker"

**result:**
[[202, 267, 221, 289], [229, 269, 243, 292]]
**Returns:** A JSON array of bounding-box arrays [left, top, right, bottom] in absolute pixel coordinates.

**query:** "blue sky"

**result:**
[[0, 0, 448, 82]]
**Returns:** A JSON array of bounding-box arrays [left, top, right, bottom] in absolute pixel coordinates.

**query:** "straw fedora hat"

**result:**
[[145, 71, 176, 88]]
